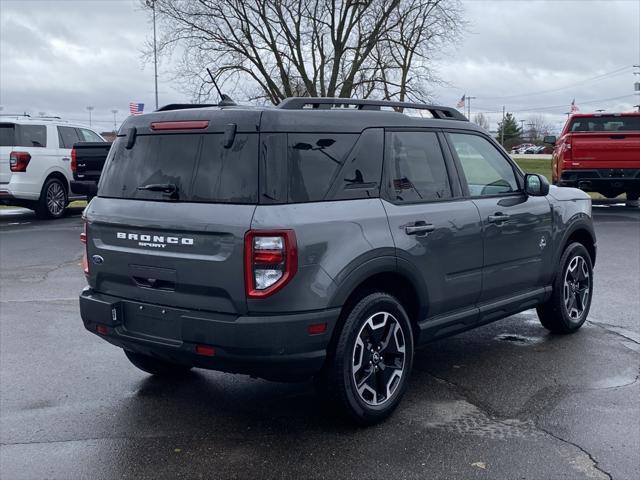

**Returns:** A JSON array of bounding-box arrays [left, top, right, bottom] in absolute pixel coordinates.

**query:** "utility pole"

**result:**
[[146, 0, 159, 110], [111, 109, 118, 133], [500, 105, 505, 147], [466, 96, 477, 120], [519, 119, 526, 135], [86, 106, 94, 127], [634, 65, 639, 111]]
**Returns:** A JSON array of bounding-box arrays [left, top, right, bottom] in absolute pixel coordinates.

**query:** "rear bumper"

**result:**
[[559, 169, 640, 193], [79, 288, 341, 381]]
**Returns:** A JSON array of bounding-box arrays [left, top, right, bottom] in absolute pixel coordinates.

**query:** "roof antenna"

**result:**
[[206, 68, 237, 107]]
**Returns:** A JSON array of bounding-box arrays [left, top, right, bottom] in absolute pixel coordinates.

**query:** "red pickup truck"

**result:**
[[546, 112, 640, 203]]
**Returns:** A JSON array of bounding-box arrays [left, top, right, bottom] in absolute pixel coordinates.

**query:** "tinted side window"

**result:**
[[385, 131, 451, 203], [18, 125, 47, 148], [330, 128, 383, 201], [58, 126, 80, 149], [0, 124, 15, 146], [448, 133, 518, 196], [78, 128, 103, 142], [288, 133, 358, 202], [99, 133, 258, 203]]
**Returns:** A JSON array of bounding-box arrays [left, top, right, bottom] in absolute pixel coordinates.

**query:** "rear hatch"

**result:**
[[84, 109, 262, 315], [569, 115, 640, 168]]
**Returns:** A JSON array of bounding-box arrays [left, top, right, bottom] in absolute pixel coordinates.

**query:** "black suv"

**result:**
[[79, 98, 596, 424]]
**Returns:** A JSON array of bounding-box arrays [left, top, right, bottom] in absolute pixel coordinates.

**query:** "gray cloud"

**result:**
[[0, 0, 638, 133]]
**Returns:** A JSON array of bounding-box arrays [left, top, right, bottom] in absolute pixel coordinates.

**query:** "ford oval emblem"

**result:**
[[92, 255, 104, 265]]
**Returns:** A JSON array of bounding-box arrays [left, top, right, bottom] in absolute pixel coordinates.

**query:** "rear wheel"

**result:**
[[124, 350, 193, 377], [320, 292, 414, 425], [35, 177, 67, 219], [537, 242, 593, 334]]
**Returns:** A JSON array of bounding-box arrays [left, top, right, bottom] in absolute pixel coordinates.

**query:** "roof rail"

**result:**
[[156, 103, 217, 112], [0, 113, 30, 118], [34, 115, 62, 120], [278, 97, 468, 121]]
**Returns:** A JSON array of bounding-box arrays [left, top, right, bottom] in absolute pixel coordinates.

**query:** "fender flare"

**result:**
[[328, 254, 429, 320], [555, 215, 597, 266]]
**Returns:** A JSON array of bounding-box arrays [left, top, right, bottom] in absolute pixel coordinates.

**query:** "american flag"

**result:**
[[456, 94, 466, 109], [570, 98, 579, 113], [129, 102, 144, 115]]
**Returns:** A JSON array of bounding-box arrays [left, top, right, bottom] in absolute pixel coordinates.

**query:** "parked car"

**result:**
[[79, 97, 596, 424], [510, 143, 534, 154], [545, 112, 640, 203], [0, 116, 104, 218], [70, 141, 112, 199]]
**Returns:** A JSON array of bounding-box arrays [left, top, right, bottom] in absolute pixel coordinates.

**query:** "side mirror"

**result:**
[[524, 173, 550, 196], [543, 135, 556, 145]]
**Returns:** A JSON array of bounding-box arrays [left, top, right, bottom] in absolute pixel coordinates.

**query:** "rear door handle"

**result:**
[[488, 213, 510, 224], [405, 223, 435, 235], [62, 157, 70, 161]]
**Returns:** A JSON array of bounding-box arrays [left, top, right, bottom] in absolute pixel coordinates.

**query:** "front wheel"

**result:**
[[124, 350, 193, 377], [321, 292, 414, 425], [537, 242, 593, 334]]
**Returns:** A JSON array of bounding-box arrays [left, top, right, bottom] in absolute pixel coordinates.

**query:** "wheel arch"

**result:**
[[43, 170, 70, 195], [558, 221, 597, 266], [328, 257, 427, 348]]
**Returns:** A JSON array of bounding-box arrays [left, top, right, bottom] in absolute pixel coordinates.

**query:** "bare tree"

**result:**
[[143, 0, 464, 104], [526, 115, 553, 142], [473, 112, 490, 130]]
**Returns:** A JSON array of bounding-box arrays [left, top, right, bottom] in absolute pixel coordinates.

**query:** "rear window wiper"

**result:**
[[137, 183, 179, 199]]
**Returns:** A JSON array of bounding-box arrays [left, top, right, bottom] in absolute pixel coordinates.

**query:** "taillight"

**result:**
[[9, 151, 31, 172], [71, 148, 77, 173], [81, 220, 89, 275], [244, 230, 297, 298]]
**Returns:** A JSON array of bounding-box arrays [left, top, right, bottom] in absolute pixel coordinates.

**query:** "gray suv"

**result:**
[[79, 98, 596, 424]]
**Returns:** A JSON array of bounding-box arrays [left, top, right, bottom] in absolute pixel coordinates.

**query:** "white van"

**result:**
[[0, 116, 104, 218]]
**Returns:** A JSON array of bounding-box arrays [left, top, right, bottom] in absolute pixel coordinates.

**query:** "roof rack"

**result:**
[[0, 113, 30, 118], [34, 115, 62, 120], [278, 97, 468, 121], [156, 103, 218, 112]]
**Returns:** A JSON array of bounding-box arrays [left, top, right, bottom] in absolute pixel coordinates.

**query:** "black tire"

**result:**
[[321, 292, 414, 425], [537, 242, 593, 334], [124, 350, 193, 377], [35, 177, 68, 219]]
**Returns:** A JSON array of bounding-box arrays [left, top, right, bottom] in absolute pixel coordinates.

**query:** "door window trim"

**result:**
[[381, 128, 460, 206], [442, 129, 525, 199]]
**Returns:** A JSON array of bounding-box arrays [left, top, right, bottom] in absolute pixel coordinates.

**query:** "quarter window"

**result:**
[[287, 133, 358, 202], [18, 125, 47, 148], [78, 128, 103, 142], [57, 126, 80, 149], [385, 131, 451, 202], [448, 133, 519, 196]]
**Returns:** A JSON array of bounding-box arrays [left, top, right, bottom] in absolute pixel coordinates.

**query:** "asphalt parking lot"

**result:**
[[1, 204, 638, 480]]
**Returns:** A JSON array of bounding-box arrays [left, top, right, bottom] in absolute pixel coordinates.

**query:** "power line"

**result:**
[[476, 65, 633, 101], [473, 94, 636, 115]]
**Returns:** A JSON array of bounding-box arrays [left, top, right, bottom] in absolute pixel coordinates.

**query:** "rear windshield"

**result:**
[[0, 123, 47, 147], [99, 133, 258, 203], [569, 116, 640, 132]]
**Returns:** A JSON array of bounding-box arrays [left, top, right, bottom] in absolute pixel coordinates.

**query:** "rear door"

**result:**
[[85, 113, 261, 315], [382, 130, 483, 319], [445, 132, 553, 303]]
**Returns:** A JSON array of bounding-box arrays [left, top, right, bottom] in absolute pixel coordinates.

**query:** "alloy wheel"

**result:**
[[563, 255, 590, 321], [46, 181, 65, 217], [352, 311, 406, 406]]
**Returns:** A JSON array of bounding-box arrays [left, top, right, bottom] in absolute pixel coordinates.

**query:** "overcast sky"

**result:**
[[1, 0, 639, 133]]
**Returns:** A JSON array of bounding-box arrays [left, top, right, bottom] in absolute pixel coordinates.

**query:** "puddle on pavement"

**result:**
[[495, 333, 544, 345]]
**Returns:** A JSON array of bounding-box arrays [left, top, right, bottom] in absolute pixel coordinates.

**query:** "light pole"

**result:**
[[111, 109, 118, 133], [146, 0, 159, 110], [86, 106, 94, 127]]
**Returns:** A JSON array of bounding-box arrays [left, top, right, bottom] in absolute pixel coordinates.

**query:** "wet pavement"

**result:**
[[1, 205, 638, 479]]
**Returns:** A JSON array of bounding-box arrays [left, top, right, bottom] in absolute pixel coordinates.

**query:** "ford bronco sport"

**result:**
[[79, 98, 596, 424]]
